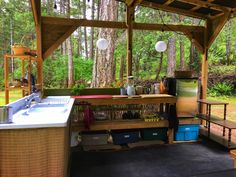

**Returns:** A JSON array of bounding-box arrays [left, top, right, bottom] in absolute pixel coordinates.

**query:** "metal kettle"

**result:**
[[0, 106, 13, 124]]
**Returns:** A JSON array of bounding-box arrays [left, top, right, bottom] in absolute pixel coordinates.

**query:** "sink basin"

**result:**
[[22, 103, 68, 116]]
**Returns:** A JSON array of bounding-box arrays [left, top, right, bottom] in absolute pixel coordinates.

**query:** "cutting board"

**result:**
[[72, 95, 113, 99], [112, 95, 128, 99], [140, 94, 172, 98]]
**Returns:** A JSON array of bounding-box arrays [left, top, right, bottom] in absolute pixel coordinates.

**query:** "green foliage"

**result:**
[[74, 56, 93, 82], [43, 54, 93, 88], [71, 84, 86, 95], [209, 65, 236, 76], [208, 82, 233, 97]]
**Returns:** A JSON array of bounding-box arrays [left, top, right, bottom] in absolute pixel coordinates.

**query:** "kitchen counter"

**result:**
[[0, 96, 75, 129], [0, 96, 73, 177]]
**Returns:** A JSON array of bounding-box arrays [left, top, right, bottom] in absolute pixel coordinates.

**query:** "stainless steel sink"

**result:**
[[26, 103, 67, 114]]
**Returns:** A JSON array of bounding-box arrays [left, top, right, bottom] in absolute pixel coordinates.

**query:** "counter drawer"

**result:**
[[81, 131, 109, 145]]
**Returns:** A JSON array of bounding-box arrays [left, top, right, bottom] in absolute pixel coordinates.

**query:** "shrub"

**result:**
[[208, 82, 233, 97]]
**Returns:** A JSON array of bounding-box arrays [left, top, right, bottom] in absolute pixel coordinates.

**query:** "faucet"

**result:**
[[25, 92, 41, 108]]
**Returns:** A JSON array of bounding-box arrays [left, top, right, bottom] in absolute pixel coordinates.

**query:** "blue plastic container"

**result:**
[[175, 124, 199, 141], [111, 129, 140, 145]]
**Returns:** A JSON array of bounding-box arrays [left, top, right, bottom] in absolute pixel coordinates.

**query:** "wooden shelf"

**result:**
[[74, 94, 177, 105], [71, 119, 169, 131], [4, 54, 38, 61], [4, 54, 39, 104], [200, 127, 236, 149]]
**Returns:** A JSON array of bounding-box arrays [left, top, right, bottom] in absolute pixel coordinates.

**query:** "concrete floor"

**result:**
[[70, 140, 234, 177]]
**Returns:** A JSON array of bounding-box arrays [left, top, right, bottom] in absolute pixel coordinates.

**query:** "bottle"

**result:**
[[159, 78, 165, 94]]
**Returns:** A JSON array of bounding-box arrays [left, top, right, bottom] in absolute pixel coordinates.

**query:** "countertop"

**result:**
[[0, 96, 75, 129]]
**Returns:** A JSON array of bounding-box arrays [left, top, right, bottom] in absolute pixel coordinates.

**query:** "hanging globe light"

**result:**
[[155, 41, 167, 52], [96, 38, 109, 50]]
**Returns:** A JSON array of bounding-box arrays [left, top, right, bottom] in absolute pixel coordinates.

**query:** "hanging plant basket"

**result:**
[[12, 44, 30, 55]]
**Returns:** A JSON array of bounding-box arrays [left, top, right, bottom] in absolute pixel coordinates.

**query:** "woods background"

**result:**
[[0, 0, 235, 96]]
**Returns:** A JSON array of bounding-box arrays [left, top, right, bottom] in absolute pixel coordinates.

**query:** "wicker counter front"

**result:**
[[0, 126, 69, 177]]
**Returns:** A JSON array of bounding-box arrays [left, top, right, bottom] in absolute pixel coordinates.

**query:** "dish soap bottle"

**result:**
[[159, 77, 165, 94]]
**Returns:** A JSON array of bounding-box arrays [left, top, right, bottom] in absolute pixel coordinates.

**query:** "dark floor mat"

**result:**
[[70, 141, 234, 177]]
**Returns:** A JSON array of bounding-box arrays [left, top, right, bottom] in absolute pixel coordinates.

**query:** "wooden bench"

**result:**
[[196, 99, 236, 148]]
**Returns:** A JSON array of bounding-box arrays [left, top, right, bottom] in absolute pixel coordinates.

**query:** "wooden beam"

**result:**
[[206, 11, 230, 48], [30, 0, 41, 26], [42, 16, 127, 29], [133, 23, 205, 32], [185, 32, 205, 54], [177, 0, 230, 12], [126, 6, 134, 77], [42, 16, 204, 32], [43, 25, 78, 58], [191, 5, 201, 12], [125, 0, 143, 7], [164, 0, 175, 6], [125, 0, 135, 6], [141, 1, 207, 19]]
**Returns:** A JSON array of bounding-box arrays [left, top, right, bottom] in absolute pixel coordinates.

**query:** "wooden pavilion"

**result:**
[[30, 0, 236, 101]]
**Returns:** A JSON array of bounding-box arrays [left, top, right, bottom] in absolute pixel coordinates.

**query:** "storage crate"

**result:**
[[81, 131, 109, 145], [175, 124, 199, 141], [141, 128, 168, 141], [111, 129, 140, 145]]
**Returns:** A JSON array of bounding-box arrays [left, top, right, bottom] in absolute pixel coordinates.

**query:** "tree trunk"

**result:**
[[91, 0, 118, 87], [225, 20, 232, 65], [167, 37, 176, 77], [91, 0, 100, 87], [67, 0, 74, 88], [67, 37, 74, 88], [76, 0, 82, 56], [60, 0, 67, 55], [189, 18, 201, 74], [89, 0, 95, 59], [83, 0, 88, 59], [155, 52, 163, 80], [119, 56, 125, 82]]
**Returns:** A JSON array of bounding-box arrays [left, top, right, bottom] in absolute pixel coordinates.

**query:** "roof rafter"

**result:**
[[140, 1, 207, 19], [177, 0, 230, 13]]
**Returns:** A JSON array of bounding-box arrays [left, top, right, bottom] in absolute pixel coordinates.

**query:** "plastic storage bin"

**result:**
[[111, 129, 140, 145], [141, 128, 168, 141], [175, 124, 199, 141], [81, 131, 109, 145]]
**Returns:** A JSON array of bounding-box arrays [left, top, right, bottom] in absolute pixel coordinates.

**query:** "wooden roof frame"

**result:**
[[30, 0, 235, 101]]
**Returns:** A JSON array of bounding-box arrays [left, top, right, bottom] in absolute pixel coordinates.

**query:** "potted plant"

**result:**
[[71, 84, 86, 95], [11, 34, 33, 55]]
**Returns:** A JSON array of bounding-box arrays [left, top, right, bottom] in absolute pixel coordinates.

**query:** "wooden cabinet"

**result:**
[[4, 54, 39, 104]]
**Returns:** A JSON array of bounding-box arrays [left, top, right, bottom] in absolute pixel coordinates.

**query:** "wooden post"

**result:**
[[200, 49, 208, 115], [4, 55, 9, 105], [22, 59, 25, 97], [126, 6, 134, 77], [33, 0, 43, 91]]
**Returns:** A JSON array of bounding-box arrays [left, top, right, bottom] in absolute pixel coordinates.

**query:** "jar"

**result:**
[[127, 76, 135, 96]]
